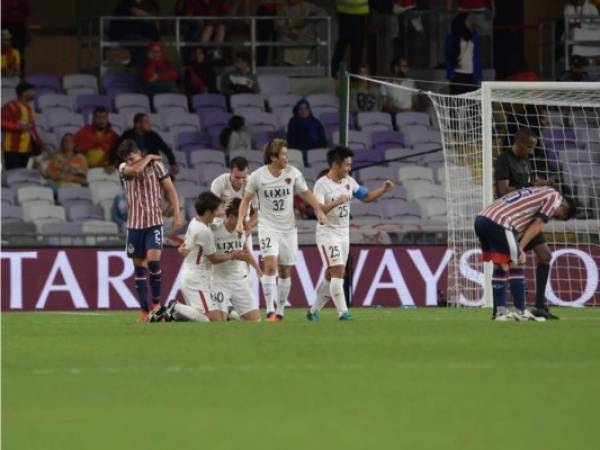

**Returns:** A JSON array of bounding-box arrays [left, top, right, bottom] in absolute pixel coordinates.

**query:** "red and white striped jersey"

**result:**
[[479, 187, 563, 233], [119, 160, 170, 229]]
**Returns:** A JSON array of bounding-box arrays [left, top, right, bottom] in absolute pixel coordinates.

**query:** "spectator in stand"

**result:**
[[331, 0, 369, 75], [350, 64, 381, 112], [564, 0, 600, 62], [1, 82, 44, 170], [276, 0, 325, 66], [256, 0, 279, 66], [40, 133, 88, 189], [560, 54, 592, 81], [1, 0, 29, 77], [75, 107, 120, 172], [116, 112, 179, 174], [380, 57, 417, 113], [142, 42, 179, 98], [223, 51, 259, 95], [177, 0, 229, 59], [287, 99, 327, 152], [445, 13, 482, 95], [219, 115, 252, 151], [1, 29, 20, 78], [183, 47, 218, 98]]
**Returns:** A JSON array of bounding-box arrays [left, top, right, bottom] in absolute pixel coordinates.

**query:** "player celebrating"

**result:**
[[236, 138, 326, 321], [474, 186, 573, 321], [307, 146, 395, 321], [118, 139, 182, 322], [211, 198, 262, 321], [210, 156, 250, 206]]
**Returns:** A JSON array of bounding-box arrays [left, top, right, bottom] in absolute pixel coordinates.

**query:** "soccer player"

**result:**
[[495, 128, 558, 319], [236, 138, 327, 321], [118, 139, 183, 322], [474, 186, 573, 321], [307, 146, 395, 321], [167, 192, 243, 322], [211, 198, 263, 321]]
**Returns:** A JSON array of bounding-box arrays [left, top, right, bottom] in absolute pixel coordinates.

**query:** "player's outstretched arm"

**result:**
[[160, 176, 183, 230], [302, 189, 327, 224], [121, 154, 162, 178], [362, 180, 395, 203], [236, 192, 254, 233]]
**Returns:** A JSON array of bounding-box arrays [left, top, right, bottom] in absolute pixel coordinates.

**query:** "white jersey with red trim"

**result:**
[[210, 218, 250, 281], [181, 218, 216, 282], [313, 175, 360, 240], [479, 186, 563, 233]]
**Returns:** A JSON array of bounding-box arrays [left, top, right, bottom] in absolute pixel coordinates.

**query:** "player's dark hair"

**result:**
[[195, 191, 222, 216], [327, 146, 354, 167], [133, 112, 147, 126], [117, 139, 140, 160], [514, 128, 536, 144], [93, 106, 108, 116], [225, 198, 242, 217], [229, 156, 248, 171], [263, 138, 287, 164]]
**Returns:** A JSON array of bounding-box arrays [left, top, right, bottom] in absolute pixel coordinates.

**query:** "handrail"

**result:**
[[97, 15, 332, 76]]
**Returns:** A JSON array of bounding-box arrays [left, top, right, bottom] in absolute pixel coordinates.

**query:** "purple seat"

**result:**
[[177, 167, 202, 184], [399, 125, 429, 146], [319, 112, 339, 128], [102, 72, 139, 91], [355, 166, 395, 184], [41, 222, 82, 235], [67, 203, 104, 222], [76, 94, 112, 117], [2, 186, 16, 203], [375, 185, 407, 200], [4, 169, 43, 187], [257, 74, 290, 96], [192, 94, 227, 113], [26, 74, 60, 93], [351, 202, 382, 219], [351, 149, 385, 166], [205, 126, 223, 149], [542, 128, 577, 171], [395, 111, 430, 128], [200, 111, 231, 130], [382, 199, 421, 219], [57, 187, 93, 205], [177, 131, 212, 151], [371, 131, 404, 151], [1, 204, 24, 222], [253, 130, 286, 151], [230, 93, 264, 112], [175, 180, 200, 200], [198, 165, 227, 184], [189, 150, 226, 168]]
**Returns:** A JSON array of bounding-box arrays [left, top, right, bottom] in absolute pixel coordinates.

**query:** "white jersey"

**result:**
[[210, 219, 250, 281], [182, 218, 216, 281], [313, 175, 361, 239], [210, 173, 245, 205], [245, 164, 307, 232]]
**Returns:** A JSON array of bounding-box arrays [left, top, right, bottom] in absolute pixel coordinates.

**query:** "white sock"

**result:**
[[173, 304, 209, 322], [275, 277, 292, 316], [330, 278, 348, 316], [311, 279, 331, 313], [261, 274, 277, 314]]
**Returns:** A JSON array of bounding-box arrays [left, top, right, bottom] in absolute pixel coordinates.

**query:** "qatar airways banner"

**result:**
[[1, 245, 599, 311]]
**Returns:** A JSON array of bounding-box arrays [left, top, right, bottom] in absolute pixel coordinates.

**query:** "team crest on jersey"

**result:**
[[285, 177, 292, 184], [127, 243, 135, 255]]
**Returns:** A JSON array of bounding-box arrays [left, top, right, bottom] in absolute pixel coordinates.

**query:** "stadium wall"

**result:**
[[2, 245, 599, 311]]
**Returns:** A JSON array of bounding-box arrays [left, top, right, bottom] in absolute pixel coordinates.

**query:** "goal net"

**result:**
[[345, 75, 600, 307]]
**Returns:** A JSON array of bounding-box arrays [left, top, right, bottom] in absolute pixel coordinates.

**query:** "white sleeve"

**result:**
[[245, 171, 259, 195], [293, 167, 308, 192], [195, 227, 216, 256], [350, 176, 361, 194], [210, 176, 223, 197], [313, 180, 326, 203]]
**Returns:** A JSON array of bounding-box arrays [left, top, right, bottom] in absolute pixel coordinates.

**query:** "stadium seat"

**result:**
[[63, 73, 98, 93], [312, 106, 339, 118], [397, 165, 435, 184], [102, 72, 139, 92], [245, 112, 278, 134], [234, 106, 264, 118], [371, 131, 404, 151], [267, 94, 301, 111], [332, 130, 370, 149], [356, 166, 395, 184], [200, 111, 231, 130], [2, 204, 25, 223], [258, 74, 290, 96], [153, 93, 188, 113], [272, 107, 294, 130], [287, 149, 305, 168], [29, 204, 66, 223], [177, 131, 212, 151], [198, 165, 227, 184], [115, 93, 151, 113], [76, 94, 112, 117], [306, 148, 329, 167], [162, 111, 200, 133], [229, 149, 263, 165], [67, 203, 105, 222], [88, 168, 120, 184], [352, 148, 385, 165], [175, 167, 200, 184], [382, 200, 421, 221], [351, 202, 382, 219], [26, 74, 61, 93], [17, 186, 54, 205], [173, 150, 188, 167], [192, 94, 227, 113], [81, 220, 120, 245], [89, 181, 122, 204], [2, 186, 15, 203], [395, 111, 431, 128], [418, 198, 447, 220], [230, 93, 264, 112], [377, 185, 407, 200], [405, 181, 444, 202], [399, 124, 429, 146], [357, 112, 393, 132], [307, 94, 339, 110], [57, 187, 93, 206], [252, 130, 285, 151], [37, 94, 72, 113], [4, 169, 43, 188], [319, 112, 339, 128], [206, 126, 223, 149], [189, 150, 227, 168], [47, 111, 84, 131]]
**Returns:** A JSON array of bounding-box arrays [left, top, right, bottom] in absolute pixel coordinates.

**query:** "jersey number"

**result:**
[[338, 205, 349, 218], [502, 188, 533, 205], [272, 199, 285, 211], [211, 291, 225, 304], [328, 245, 341, 259], [260, 237, 272, 250]]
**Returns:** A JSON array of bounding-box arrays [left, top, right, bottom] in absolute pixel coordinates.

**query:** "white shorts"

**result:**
[[258, 228, 298, 266], [316, 237, 350, 268], [180, 270, 224, 313], [211, 276, 258, 316]]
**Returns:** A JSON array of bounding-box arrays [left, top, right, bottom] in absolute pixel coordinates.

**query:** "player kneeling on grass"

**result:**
[[474, 187, 573, 321], [307, 146, 395, 321], [150, 192, 246, 322]]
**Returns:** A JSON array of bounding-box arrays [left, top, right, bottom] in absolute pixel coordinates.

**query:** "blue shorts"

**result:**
[[126, 225, 163, 259], [474, 216, 519, 264]]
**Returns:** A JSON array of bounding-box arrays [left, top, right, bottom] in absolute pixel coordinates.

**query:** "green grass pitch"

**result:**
[[3, 308, 600, 450]]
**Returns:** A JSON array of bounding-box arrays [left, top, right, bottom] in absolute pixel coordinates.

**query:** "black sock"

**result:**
[[535, 263, 550, 309]]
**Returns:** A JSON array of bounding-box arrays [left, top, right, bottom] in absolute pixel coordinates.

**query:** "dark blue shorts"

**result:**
[[126, 225, 163, 259], [474, 216, 519, 264]]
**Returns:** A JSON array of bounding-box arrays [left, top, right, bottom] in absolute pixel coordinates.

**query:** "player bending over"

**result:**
[[474, 186, 573, 321], [307, 146, 395, 321], [118, 139, 182, 322], [236, 138, 327, 321]]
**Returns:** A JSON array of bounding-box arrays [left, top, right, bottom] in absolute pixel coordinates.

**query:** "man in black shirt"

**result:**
[[116, 113, 179, 175], [494, 128, 558, 320]]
